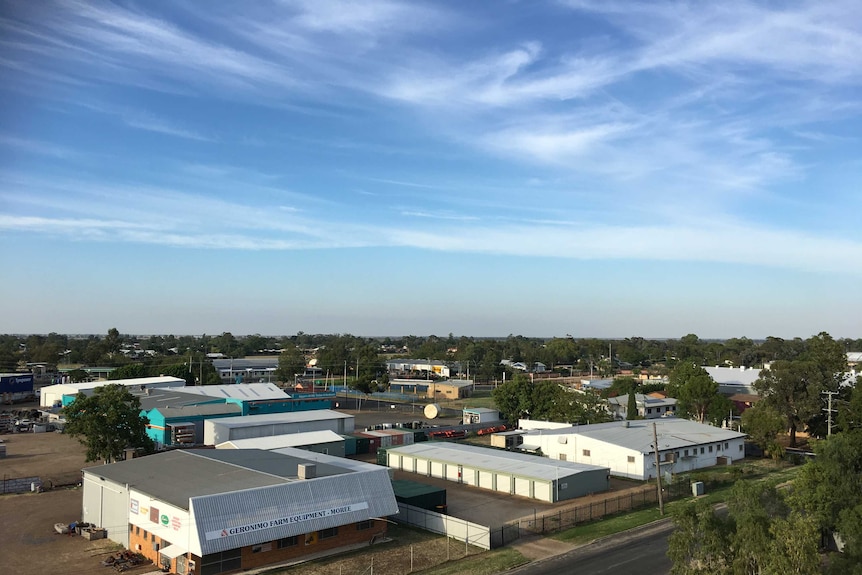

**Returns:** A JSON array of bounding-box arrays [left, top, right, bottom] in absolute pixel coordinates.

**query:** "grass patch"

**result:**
[[553, 506, 665, 544], [413, 548, 529, 575]]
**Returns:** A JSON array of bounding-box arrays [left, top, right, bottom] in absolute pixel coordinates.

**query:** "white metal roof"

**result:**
[[43, 375, 185, 393], [175, 383, 288, 400], [530, 419, 746, 454], [385, 442, 608, 480], [703, 366, 762, 386], [519, 419, 575, 431], [216, 430, 344, 450], [208, 409, 352, 429]]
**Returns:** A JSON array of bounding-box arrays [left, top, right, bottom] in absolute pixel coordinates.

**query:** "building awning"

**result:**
[[159, 545, 187, 559]]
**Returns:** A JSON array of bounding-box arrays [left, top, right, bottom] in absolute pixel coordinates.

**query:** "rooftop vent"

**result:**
[[298, 463, 316, 480]]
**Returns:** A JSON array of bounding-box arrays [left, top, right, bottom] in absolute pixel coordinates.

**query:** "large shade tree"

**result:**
[[63, 384, 154, 463], [754, 360, 821, 447], [667, 363, 719, 423]]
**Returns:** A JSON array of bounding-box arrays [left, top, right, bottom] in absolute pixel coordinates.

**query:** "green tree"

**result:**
[[626, 379, 639, 420], [352, 344, 385, 394], [667, 498, 732, 575], [493, 373, 534, 423], [667, 363, 719, 423], [753, 360, 821, 447], [108, 363, 149, 380], [741, 403, 786, 459], [791, 430, 862, 570], [63, 384, 154, 463], [276, 346, 306, 384]]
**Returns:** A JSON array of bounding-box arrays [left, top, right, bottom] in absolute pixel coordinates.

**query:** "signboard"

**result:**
[[205, 502, 369, 541]]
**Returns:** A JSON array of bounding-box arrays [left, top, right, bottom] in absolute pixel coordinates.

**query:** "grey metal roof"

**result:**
[[154, 403, 242, 418], [84, 448, 357, 509], [132, 389, 222, 410], [529, 419, 746, 454], [210, 409, 351, 428], [607, 394, 677, 407], [385, 442, 608, 480], [177, 383, 288, 400], [211, 358, 279, 369], [199, 448, 354, 478], [83, 450, 285, 509]]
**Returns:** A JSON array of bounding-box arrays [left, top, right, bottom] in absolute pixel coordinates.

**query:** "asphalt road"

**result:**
[[511, 522, 675, 575]]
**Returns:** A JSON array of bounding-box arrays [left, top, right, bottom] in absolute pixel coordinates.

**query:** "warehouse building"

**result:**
[[520, 418, 747, 480], [39, 376, 186, 408], [384, 442, 609, 503], [204, 410, 354, 445], [82, 448, 398, 575], [216, 430, 346, 457]]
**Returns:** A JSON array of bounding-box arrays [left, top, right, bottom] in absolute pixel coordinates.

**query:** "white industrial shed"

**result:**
[[39, 376, 186, 408], [523, 419, 747, 481], [204, 409, 354, 445], [82, 448, 397, 574], [384, 442, 609, 503], [216, 430, 346, 457]]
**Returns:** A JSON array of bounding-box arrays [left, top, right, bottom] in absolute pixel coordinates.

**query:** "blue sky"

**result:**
[[1, 1, 860, 339]]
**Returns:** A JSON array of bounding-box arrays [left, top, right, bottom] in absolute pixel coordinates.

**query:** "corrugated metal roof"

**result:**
[[177, 383, 288, 400], [210, 409, 352, 428], [191, 465, 397, 555], [83, 450, 284, 508], [530, 419, 746, 454], [385, 442, 608, 480], [268, 447, 383, 473], [155, 403, 242, 417], [217, 430, 344, 450], [84, 448, 363, 509], [134, 389, 221, 410]]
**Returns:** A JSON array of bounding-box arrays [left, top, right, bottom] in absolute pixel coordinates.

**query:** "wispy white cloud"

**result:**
[[0, 135, 79, 159]]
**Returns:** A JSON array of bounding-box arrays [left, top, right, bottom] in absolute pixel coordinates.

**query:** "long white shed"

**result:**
[[203, 409, 354, 445], [385, 442, 609, 503]]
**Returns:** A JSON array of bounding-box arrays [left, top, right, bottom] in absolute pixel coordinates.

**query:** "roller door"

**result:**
[[478, 470, 494, 489], [514, 477, 531, 498], [430, 461, 445, 478], [446, 464, 461, 482], [401, 456, 415, 473], [494, 474, 512, 493], [462, 467, 478, 486], [534, 481, 552, 502]]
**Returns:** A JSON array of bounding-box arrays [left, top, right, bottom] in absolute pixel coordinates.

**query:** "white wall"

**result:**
[[535, 433, 747, 481], [129, 490, 194, 555]]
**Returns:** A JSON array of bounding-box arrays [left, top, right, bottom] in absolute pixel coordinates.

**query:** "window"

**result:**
[[357, 520, 372, 531], [627, 456, 635, 463], [319, 527, 339, 539], [700, 447, 705, 454], [709, 445, 713, 453], [739, 444, 743, 451], [151, 532, 155, 542], [582, 449, 591, 457], [717, 444, 722, 451], [725, 442, 729, 449], [684, 449, 689, 457], [278, 536, 298, 548], [647, 408, 652, 414]]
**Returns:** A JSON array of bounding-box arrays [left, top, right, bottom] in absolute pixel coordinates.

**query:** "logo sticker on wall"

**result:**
[[161, 514, 169, 526], [130, 499, 139, 514]]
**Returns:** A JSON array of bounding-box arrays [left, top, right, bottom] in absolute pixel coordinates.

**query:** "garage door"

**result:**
[[514, 477, 531, 498], [430, 461, 445, 479], [401, 456, 415, 473], [534, 481, 552, 502], [462, 467, 478, 486], [478, 470, 494, 489], [446, 464, 461, 482], [494, 474, 512, 493]]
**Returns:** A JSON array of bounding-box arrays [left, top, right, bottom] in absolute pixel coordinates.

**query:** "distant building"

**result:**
[[386, 359, 450, 379], [606, 393, 677, 420]]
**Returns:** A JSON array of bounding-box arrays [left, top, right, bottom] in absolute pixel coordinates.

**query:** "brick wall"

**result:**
[[240, 521, 388, 570]]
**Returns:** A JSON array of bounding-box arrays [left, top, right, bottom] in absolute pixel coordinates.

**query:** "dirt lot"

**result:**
[[1, 430, 90, 488]]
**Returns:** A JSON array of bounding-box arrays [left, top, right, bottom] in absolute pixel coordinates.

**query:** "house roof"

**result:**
[[529, 418, 746, 455], [606, 394, 677, 407]]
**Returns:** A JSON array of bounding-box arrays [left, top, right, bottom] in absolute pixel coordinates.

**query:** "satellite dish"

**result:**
[[424, 404, 440, 419], [308, 359, 318, 367]]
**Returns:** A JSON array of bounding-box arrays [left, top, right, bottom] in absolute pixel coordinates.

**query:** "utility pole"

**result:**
[[653, 422, 664, 516], [823, 390, 839, 437]]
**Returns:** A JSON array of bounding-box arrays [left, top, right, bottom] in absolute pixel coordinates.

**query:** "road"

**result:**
[[511, 522, 675, 575]]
